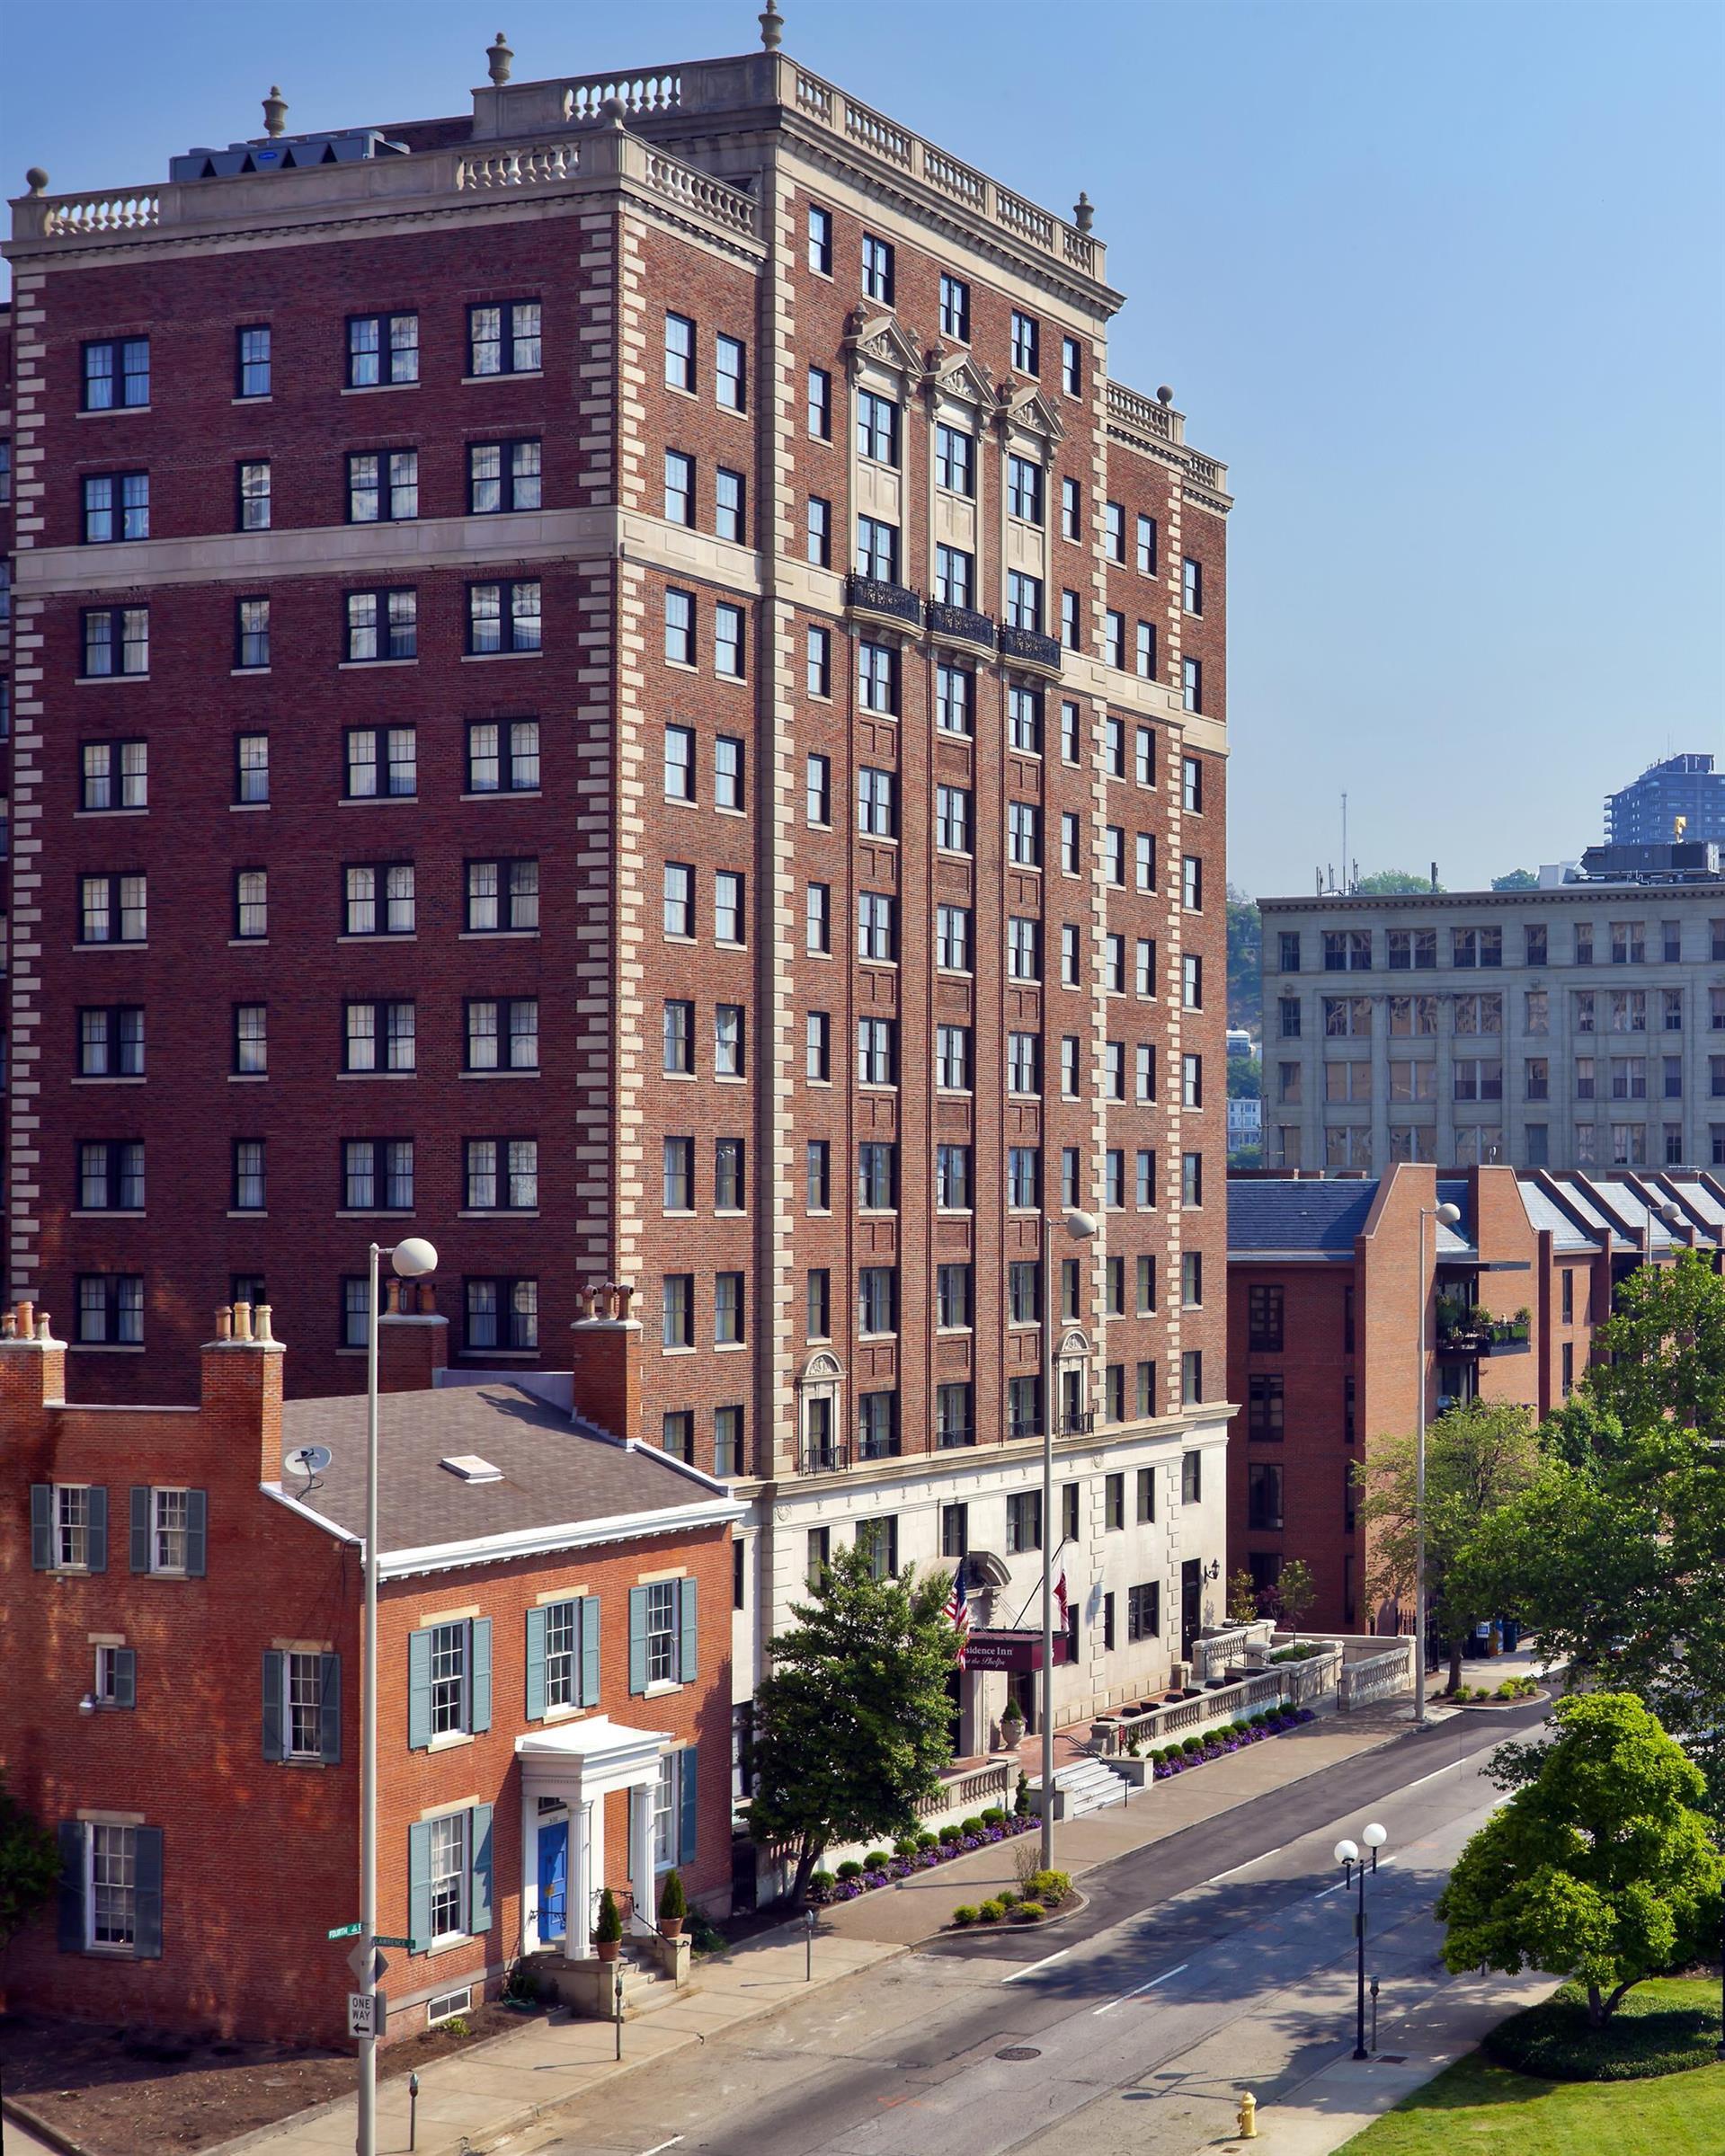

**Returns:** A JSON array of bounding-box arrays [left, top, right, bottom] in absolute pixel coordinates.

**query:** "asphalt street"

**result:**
[[530, 1699, 1547, 2156]]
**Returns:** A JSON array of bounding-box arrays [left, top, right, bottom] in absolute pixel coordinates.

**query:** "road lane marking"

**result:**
[[1002, 1946, 1073, 1983], [638, 2141, 685, 2156], [1093, 1960, 1187, 2014], [1401, 1759, 1471, 1793]]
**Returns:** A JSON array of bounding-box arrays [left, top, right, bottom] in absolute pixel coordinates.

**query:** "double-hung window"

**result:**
[[861, 233, 895, 304], [79, 1005, 145, 1078], [858, 765, 896, 837], [344, 999, 416, 1073], [343, 1138, 414, 1211], [468, 581, 541, 654], [857, 515, 898, 582], [857, 1016, 895, 1085], [467, 1276, 539, 1349], [234, 868, 269, 940], [82, 473, 148, 545], [664, 449, 695, 526], [468, 300, 540, 375], [806, 495, 831, 565], [936, 903, 972, 972], [935, 1024, 971, 1091], [1010, 309, 1040, 374], [858, 640, 896, 714], [347, 313, 418, 387], [237, 460, 271, 530], [934, 423, 974, 496], [807, 366, 831, 439], [345, 726, 417, 799], [466, 857, 538, 932], [716, 334, 746, 411], [938, 271, 971, 341], [935, 785, 972, 854], [466, 998, 538, 1071], [856, 390, 898, 466], [236, 325, 271, 397], [1007, 456, 1043, 524], [83, 337, 150, 411], [715, 467, 745, 543], [937, 665, 973, 735], [807, 203, 833, 274], [1006, 571, 1042, 632], [934, 545, 973, 608], [235, 596, 270, 670], [343, 864, 415, 937], [78, 1140, 145, 1211], [346, 589, 416, 662], [468, 439, 541, 512], [1008, 686, 1042, 752], [82, 607, 149, 678], [76, 1274, 145, 1344], [858, 891, 895, 962], [465, 1137, 538, 1210], [79, 874, 147, 945], [347, 450, 418, 523], [664, 313, 696, 391], [80, 741, 147, 812]]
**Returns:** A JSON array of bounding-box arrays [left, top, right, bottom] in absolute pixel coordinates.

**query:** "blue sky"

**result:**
[[4, 0, 1720, 895]]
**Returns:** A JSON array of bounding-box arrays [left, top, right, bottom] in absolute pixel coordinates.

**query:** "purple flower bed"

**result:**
[[803, 1811, 1037, 1903], [1146, 1708, 1316, 1779]]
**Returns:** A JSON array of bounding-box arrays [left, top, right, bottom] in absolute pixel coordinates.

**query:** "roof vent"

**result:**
[[440, 1453, 503, 1484]]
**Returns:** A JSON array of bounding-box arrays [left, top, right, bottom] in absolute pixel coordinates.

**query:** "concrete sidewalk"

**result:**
[[215, 1697, 1451, 2156]]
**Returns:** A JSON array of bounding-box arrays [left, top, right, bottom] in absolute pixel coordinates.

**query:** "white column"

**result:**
[[629, 1774, 655, 1931], [586, 1797, 604, 1946], [520, 1786, 538, 1951]]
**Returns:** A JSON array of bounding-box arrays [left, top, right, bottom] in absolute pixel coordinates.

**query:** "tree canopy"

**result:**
[[0, 1773, 59, 1955], [1353, 868, 1441, 894], [1355, 1398, 1547, 1689], [747, 1543, 958, 1901], [1452, 1253, 1725, 1814], [1225, 888, 1261, 1039], [1491, 868, 1539, 890], [1436, 1693, 1724, 2026]]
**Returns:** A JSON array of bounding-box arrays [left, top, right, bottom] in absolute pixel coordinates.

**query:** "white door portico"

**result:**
[[516, 1716, 671, 1952]]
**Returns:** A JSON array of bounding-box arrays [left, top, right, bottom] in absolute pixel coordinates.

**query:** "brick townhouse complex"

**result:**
[[1258, 861, 1725, 1176], [3, 20, 1233, 1768], [4, 1294, 743, 2045], [1224, 1163, 1725, 1634]]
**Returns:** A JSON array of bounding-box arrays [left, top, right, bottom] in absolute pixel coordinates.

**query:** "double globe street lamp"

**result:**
[[1335, 1822, 1388, 2061]]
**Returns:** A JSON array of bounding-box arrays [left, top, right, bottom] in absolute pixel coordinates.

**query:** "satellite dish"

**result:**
[[285, 1444, 333, 1488]]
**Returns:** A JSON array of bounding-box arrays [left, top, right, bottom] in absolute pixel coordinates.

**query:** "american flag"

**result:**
[[1054, 1568, 1070, 1628], [946, 1561, 971, 1667]]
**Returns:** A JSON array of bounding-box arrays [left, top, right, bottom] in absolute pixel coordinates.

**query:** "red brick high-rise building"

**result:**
[[5, 22, 1234, 1755]]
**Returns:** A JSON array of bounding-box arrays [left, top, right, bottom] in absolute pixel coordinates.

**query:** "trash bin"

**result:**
[[1500, 1618, 1520, 1654]]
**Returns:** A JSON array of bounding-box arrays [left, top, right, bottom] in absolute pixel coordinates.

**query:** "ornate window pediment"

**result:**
[[797, 1349, 845, 1386], [843, 309, 926, 385], [1000, 382, 1065, 448], [932, 348, 996, 410], [1055, 1326, 1093, 1362]]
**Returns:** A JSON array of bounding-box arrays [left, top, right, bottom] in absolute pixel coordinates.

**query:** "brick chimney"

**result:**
[[568, 1282, 643, 1441], [378, 1276, 449, 1393], [201, 1301, 287, 1484], [0, 1300, 67, 1417]]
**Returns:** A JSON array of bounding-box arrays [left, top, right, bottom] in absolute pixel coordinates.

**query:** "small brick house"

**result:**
[[3, 1296, 742, 2046]]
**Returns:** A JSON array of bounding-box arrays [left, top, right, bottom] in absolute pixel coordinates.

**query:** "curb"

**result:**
[[3, 2095, 96, 2156]]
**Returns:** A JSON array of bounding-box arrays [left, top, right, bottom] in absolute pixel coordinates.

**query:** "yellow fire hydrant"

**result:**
[[1236, 2089, 1259, 2139]]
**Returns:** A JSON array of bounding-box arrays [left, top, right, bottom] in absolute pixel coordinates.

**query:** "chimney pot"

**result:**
[[36, 1316, 51, 1342], [16, 1300, 34, 1340], [234, 1300, 254, 1343], [217, 1307, 234, 1341], [255, 1303, 275, 1343]]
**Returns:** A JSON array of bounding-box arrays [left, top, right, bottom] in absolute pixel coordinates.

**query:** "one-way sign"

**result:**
[[347, 1991, 387, 2040]]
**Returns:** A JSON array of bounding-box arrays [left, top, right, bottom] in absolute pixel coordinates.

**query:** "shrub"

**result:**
[[938, 1823, 962, 1845], [1230, 1719, 1249, 1737], [657, 1869, 686, 1922], [951, 1905, 978, 1927], [863, 1850, 892, 1871], [916, 1832, 939, 1850], [688, 1911, 729, 1956], [998, 1888, 1019, 1910], [1014, 1770, 1031, 1817], [836, 1859, 864, 1881], [593, 1887, 623, 1945], [980, 1807, 1006, 1827], [1181, 1735, 1203, 1755], [807, 1869, 836, 1902], [1013, 1900, 1045, 1921], [977, 1898, 1005, 1922], [1248, 1711, 1267, 1728], [1126, 1739, 1142, 1758], [1483, 1979, 1721, 2082], [960, 1816, 984, 1838], [1023, 1868, 1071, 1904], [441, 2015, 470, 2037], [894, 1836, 920, 1859]]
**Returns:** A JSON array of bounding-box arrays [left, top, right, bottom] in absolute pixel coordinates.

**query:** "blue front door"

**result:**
[[538, 1820, 568, 1943]]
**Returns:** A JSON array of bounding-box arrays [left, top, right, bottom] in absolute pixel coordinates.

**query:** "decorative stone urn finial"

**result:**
[[601, 93, 627, 129], [1156, 385, 1175, 407], [487, 31, 513, 85], [25, 167, 49, 196], [1073, 191, 1094, 234], [262, 86, 289, 139], [760, 0, 784, 50]]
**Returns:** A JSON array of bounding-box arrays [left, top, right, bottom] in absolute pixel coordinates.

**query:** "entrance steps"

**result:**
[[1029, 1755, 1128, 1820]]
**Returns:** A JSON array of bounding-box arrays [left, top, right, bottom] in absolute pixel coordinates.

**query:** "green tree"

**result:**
[[1436, 1693, 1724, 2027], [1274, 1558, 1317, 1641], [1491, 868, 1539, 891], [1353, 868, 1441, 895], [1225, 886, 1261, 1039], [1227, 1568, 1259, 1626], [747, 1543, 957, 1903], [0, 1775, 60, 1963], [1354, 1398, 1548, 1692], [1452, 1254, 1725, 1814], [1226, 1053, 1261, 1101]]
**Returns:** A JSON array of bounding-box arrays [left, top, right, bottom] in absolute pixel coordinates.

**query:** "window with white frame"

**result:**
[[347, 313, 417, 386], [468, 300, 540, 376], [347, 450, 418, 523], [428, 1812, 467, 1940]]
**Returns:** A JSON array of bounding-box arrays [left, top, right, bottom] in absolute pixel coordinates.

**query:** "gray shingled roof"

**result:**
[[1228, 1178, 1383, 1255], [276, 1383, 733, 1557]]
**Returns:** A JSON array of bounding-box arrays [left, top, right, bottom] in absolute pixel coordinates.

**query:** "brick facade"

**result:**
[[2, 1304, 738, 2047]]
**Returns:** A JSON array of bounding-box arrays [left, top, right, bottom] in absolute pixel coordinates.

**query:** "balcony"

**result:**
[[1008, 1417, 1044, 1442], [1061, 1408, 1095, 1436], [936, 1426, 976, 1450], [997, 623, 1063, 679], [846, 573, 923, 633], [1436, 1299, 1532, 1356], [799, 1441, 851, 1475], [926, 601, 997, 655]]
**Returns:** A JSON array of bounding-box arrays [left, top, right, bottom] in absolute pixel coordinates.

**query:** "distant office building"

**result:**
[[1258, 869, 1725, 1176], [1606, 753, 1725, 848]]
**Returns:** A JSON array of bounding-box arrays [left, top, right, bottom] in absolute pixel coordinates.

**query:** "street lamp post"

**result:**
[[357, 1237, 437, 2156], [1041, 1208, 1098, 1873], [1335, 1822, 1387, 2060], [1414, 1201, 1461, 1724]]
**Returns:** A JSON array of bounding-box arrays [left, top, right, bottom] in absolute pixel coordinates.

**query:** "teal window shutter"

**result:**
[[525, 1606, 547, 1721], [31, 1486, 52, 1570], [320, 1653, 342, 1763], [407, 1628, 432, 1749], [134, 1826, 164, 1959], [679, 1745, 698, 1865], [86, 1487, 108, 1574], [262, 1651, 285, 1761], [470, 1618, 493, 1735], [580, 1596, 601, 1708], [129, 1486, 149, 1573], [679, 1577, 698, 1684], [468, 1803, 493, 1936], [627, 1586, 649, 1694], [408, 1823, 431, 1952], [57, 1822, 85, 1952], [185, 1489, 207, 1577], [114, 1647, 137, 1709]]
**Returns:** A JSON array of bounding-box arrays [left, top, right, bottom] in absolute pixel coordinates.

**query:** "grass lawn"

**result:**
[[1341, 1978, 1725, 2153]]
